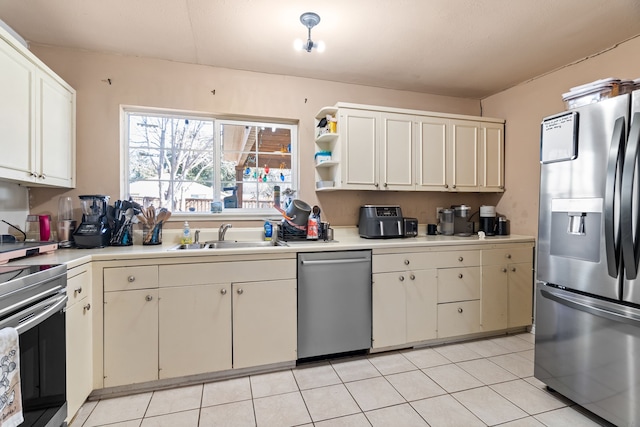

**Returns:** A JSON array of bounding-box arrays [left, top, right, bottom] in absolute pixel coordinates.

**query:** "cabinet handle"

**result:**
[[410, 274, 415, 280], [502, 268, 507, 273], [404, 259, 410, 265], [511, 267, 517, 272], [383, 183, 388, 187], [374, 183, 379, 187], [399, 275, 405, 282], [458, 256, 464, 262], [83, 303, 91, 313], [458, 273, 463, 279], [506, 254, 512, 259], [74, 287, 82, 296], [220, 288, 227, 295], [452, 184, 457, 189], [128, 276, 136, 282], [145, 295, 153, 301], [458, 307, 463, 313], [444, 184, 449, 188], [237, 288, 244, 295], [30, 171, 38, 177], [39, 173, 46, 179]]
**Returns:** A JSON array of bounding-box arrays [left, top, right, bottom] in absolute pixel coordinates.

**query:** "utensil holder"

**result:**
[[143, 223, 163, 245], [110, 222, 133, 246]]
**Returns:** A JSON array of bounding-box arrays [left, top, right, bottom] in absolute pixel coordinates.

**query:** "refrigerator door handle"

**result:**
[[541, 288, 640, 325], [605, 117, 626, 277], [621, 113, 640, 279]]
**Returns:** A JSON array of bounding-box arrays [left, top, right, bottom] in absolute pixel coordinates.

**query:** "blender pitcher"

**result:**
[[437, 209, 455, 235]]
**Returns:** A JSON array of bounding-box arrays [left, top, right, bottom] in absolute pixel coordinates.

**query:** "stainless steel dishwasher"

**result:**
[[297, 250, 372, 359]]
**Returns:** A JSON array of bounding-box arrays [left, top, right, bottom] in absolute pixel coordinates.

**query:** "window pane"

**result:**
[[220, 124, 292, 209], [128, 114, 214, 212]]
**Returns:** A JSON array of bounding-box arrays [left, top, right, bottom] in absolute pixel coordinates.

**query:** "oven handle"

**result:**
[[0, 284, 66, 318], [14, 293, 68, 335]]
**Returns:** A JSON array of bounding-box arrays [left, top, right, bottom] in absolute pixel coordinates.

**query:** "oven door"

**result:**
[[0, 286, 67, 427]]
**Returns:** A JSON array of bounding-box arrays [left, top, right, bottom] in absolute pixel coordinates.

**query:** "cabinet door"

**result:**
[[508, 262, 533, 328], [341, 109, 378, 189], [104, 289, 158, 387], [380, 113, 414, 190], [406, 269, 437, 343], [450, 120, 479, 191], [0, 42, 35, 183], [437, 300, 481, 338], [159, 284, 231, 378], [232, 279, 296, 369], [66, 297, 92, 422], [372, 272, 407, 348], [37, 70, 75, 187], [416, 117, 448, 190], [480, 122, 504, 192], [481, 264, 508, 331]]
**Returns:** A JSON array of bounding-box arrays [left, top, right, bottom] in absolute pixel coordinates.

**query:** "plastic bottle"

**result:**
[[181, 221, 192, 244], [264, 221, 273, 241]]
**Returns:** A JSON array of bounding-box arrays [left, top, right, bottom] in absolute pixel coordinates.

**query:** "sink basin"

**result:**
[[170, 241, 275, 250], [207, 241, 275, 249]]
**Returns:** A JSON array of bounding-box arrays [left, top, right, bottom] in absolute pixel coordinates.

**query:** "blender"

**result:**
[[73, 195, 111, 248]]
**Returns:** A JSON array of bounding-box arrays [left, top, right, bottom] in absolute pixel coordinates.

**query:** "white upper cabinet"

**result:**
[[315, 103, 504, 193], [0, 26, 76, 188]]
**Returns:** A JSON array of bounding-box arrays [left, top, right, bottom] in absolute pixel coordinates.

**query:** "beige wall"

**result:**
[[482, 35, 640, 238], [27, 45, 503, 229]]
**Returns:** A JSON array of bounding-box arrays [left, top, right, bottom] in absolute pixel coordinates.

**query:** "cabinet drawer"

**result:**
[[432, 250, 480, 268], [104, 266, 159, 292], [67, 269, 91, 306], [438, 267, 480, 303], [373, 252, 434, 273], [483, 247, 532, 265], [437, 300, 481, 338]]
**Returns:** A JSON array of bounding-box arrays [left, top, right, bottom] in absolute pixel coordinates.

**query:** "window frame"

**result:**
[[120, 105, 299, 221]]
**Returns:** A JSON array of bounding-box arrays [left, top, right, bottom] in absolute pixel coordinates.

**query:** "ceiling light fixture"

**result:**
[[293, 12, 325, 53]]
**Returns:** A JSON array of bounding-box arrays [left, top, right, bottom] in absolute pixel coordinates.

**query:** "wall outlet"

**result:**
[[436, 207, 443, 219]]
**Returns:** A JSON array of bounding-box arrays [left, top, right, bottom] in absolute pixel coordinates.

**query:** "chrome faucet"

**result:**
[[218, 224, 232, 241], [194, 230, 200, 243]]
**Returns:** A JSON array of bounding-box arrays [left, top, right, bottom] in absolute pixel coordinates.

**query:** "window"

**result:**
[[123, 108, 297, 215]]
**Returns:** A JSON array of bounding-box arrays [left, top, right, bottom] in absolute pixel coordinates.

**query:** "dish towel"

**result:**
[[0, 328, 22, 427]]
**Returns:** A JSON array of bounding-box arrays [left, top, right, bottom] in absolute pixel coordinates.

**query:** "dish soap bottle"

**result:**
[[264, 221, 273, 241], [181, 221, 192, 244]]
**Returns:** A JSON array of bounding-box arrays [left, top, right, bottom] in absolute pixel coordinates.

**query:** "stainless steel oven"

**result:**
[[0, 264, 67, 427]]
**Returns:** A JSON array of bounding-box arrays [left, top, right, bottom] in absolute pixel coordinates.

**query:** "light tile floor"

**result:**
[[71, 332, 612, 427]]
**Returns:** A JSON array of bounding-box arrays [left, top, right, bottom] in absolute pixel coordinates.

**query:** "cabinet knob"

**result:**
[[458, 273, 463, 279], [506, 254, 512, 259], [30, 171, 38, 177], [444, 184, 449, 189], [452, 184, 457, 189], [410, 274, 415, 281], [374, 183, 379, 187], [237, 288, 244, 295], [511, 267, 517, 272], [458, 256, 464, 262], [39, 173, 46, 179], [384, 183, 388, 187], [128, 276, 136, 282], [220, 288, 227, 295], [399, 275, 405, 282], [83, 303, 91, 313], [145, 295, 153, 301], [502, 268, 507, 273], [404, 259, 410, 265], [458, 307, 463, 313], [74, 287, 82, 296]]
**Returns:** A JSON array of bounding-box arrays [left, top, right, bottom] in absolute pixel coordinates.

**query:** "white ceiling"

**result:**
[[1, 0, 640, 99]]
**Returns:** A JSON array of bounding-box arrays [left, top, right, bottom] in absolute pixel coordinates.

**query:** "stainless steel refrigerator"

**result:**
[[535, 91, 640, 427]]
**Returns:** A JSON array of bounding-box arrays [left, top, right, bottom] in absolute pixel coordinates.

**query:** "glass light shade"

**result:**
[[293, 38, 304, 51], [315, 40, 326, 53]]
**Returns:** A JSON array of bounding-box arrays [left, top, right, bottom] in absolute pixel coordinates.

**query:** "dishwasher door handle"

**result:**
[[300, 257, 370, 266]]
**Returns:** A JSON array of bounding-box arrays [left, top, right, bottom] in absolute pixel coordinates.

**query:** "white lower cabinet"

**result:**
[[437, 262, 482, 338], [159, 284, 231, 378], [103, 288, 159, 388], [65, 265, 93, 423], [102, 258, 296, 388], [232, 279, 297, 369]]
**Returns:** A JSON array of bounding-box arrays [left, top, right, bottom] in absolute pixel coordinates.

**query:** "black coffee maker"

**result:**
[[73, 195, 111, 248]]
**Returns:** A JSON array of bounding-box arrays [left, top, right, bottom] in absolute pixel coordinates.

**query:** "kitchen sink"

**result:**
[[169, 241, 275, 250]]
